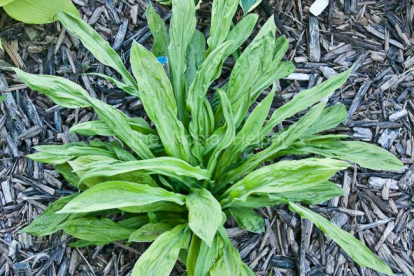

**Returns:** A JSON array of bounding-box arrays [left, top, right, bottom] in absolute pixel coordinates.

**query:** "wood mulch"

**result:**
[[1, 0, 413, 275]]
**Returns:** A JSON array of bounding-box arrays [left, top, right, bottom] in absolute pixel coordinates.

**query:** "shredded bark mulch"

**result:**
[[1, 0, 413, 275]]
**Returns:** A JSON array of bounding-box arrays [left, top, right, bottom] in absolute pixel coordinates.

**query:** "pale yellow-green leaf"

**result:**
[[4, 0, 79, 24]]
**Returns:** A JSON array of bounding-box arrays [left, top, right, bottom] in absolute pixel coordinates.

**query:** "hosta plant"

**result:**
[[18, 0, 403, 275]]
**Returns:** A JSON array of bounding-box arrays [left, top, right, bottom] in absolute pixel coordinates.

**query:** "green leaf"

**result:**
[[130, 42, 192, 163], [19, 194, 80, 236], [147, 3, 169, 57], [303, 104, 348, 136], [187, 41, 234, 163], [206, 90, 235, 173], [187, 235, 219, 276], [0, 0, 15, 7], [269, 181, 344, 205], [120, 202, 186, 214], [258, 68, 352, 142], [69, 240, 108, 248], [240, 0, 262, 14], [55, 163, 83, 189], [13, 68, 91, 108], [13, 69, 154, 159], [222, 100, 328, 187], [224, 17, 276, 127], [168, 0, 196, 125], [186, 188, 222, 247], [288, 202, 393, 275], [0, 94, 7, 103], [215, 87, 275, 179], [207, 0, 239, 52], [249, 36, 291, 103], [282, 140, 405, 171], [210, 227, 254, 276], [4, 0, 79, 24], [129, 223, 174, 242], [221, 158, 348, 207], [117, 216, 149, 229], [224, 13, 258, 56], [229, 208, 265, 233], [186, 189, 223, 247], [58, 181, 186, 213], [60, 218, 134, 243], [27, 143, 117, 165], [78, 157, 210, 187], [184, 30, 206, 91], [68, 155, 157, 188], [131, 224, 191, 276], [56, 12, 138, 94], [88, 98, 155, 159], [86, 73, 136, 95], [69, 120, 115, 136]]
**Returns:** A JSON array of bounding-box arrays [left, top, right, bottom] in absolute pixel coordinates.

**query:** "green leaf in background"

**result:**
[[131, 224, 191, 276], [282, 140, 405, 171], [147, 3, 169, 57], [131, 42, 192, 163], [168, 0, 196, 125], [58, 181, 186, 213], [129, 223, 174, 242], [186, 188, 222, 246], [56, 12, 139, 94], [240, 0, 263, 14], [3, 0, 79, 24], [288, 202, 393, 275], [20, 194, 80, 236], [60, 218, 134, 243], [229, 208, 265, 233], [187, 235, 219, 276]]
